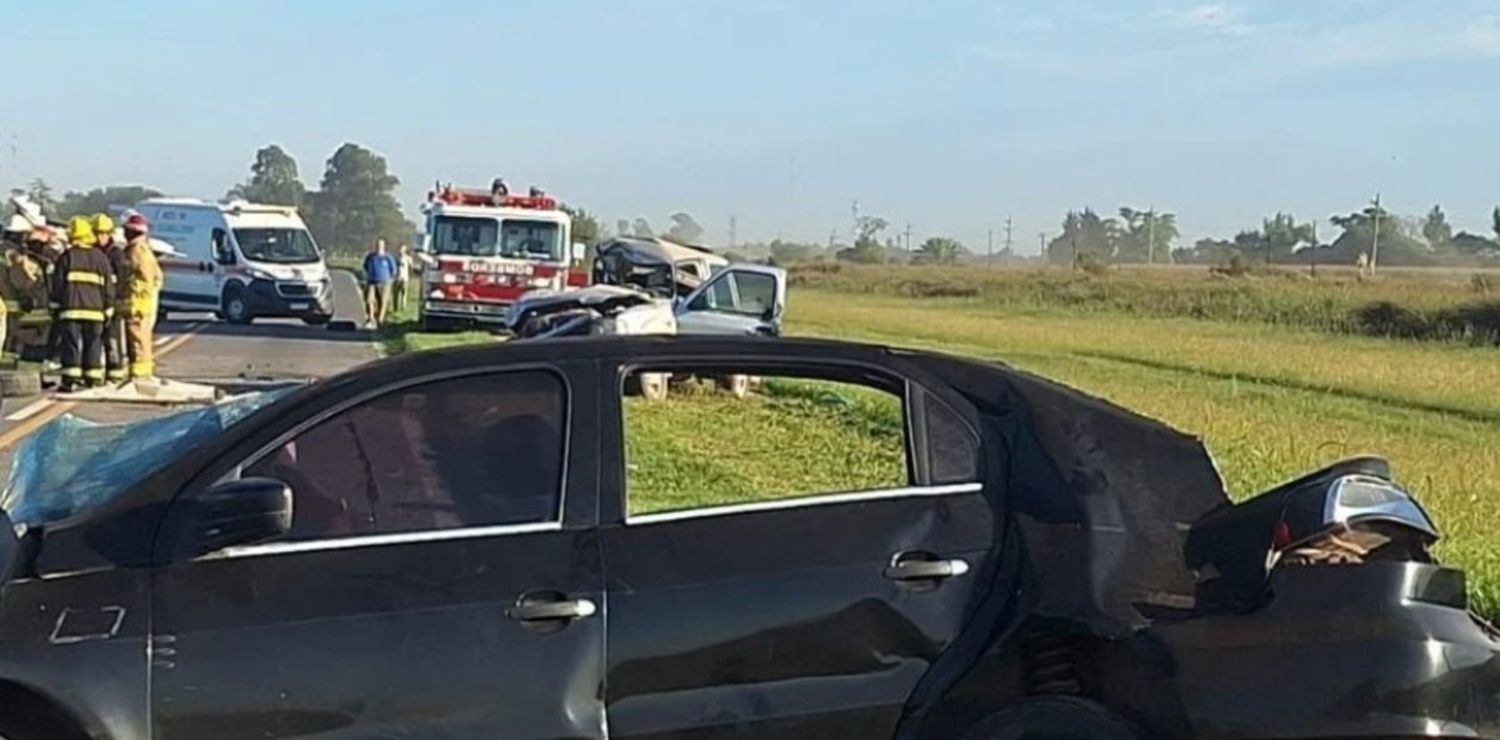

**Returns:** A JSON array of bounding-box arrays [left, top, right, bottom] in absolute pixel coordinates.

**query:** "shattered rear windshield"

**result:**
[[1, 390, 289, 528]]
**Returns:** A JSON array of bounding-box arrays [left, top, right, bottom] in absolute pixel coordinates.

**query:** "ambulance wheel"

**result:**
[[221, 288, 253, 324], [0, 369, 42, 398]]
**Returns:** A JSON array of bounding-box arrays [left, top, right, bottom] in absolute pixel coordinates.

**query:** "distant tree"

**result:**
[[1116, 207, 1178, 263], [26, 178, 56, 216], [560, 205, 602, 246], [1452, 231, 1500, 256], [630, 218, 655, 238], [1328, 203, 1431, 266], [665, 212, 704, 243], [226, 144, 307, 207], [1260, 212, 1314, 264], [836, 215, 891, 263], [54, 185, 164, 221], [1492, 206, 1500, 242], [1421, 204, 1453, 250], [768, 240, 818, 263], [306, 142, 409, 255], [1172, 237, 1238, 265], [914, 236, 966, 264], [1046, 209, 1120, 266]]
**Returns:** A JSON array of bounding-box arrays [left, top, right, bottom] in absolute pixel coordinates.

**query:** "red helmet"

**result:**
[[124, 213, 149, 233]]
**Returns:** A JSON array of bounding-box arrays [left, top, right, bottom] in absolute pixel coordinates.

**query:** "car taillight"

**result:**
[[1273, 475, 1438, 568]]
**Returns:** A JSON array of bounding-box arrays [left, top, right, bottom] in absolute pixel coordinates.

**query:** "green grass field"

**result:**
[[386, 270, 1500, 617]]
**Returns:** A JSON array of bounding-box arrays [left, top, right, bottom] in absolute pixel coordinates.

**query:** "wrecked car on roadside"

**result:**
[[0, 336, 1494, 739]]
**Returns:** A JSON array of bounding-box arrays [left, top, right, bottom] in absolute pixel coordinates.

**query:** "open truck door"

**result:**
[[673, 264, 786, 337]]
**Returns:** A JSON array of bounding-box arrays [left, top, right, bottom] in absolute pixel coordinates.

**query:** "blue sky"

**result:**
[[3, 0, 1498, 251]]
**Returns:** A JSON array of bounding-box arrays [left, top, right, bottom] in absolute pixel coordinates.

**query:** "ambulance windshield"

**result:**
[[235, 228, 321, 264]]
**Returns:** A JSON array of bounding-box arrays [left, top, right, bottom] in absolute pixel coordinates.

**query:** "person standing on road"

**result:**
[[120, 213, 163, 379], [362, 238, 397, 329], [394, 244, 414, 312], [93, 214, 129, 383], [52, 217, 115, 392]]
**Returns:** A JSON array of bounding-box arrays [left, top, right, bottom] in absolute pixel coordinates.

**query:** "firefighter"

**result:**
[[51, 216, 115, 391], [119, 213, 162, 378], [6, 231, 53, 360], [93, 214, 129, 382]]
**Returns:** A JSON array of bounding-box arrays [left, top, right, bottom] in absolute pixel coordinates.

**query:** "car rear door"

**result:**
[[598, 352, 993, 738], [149, 363, 605, 739]]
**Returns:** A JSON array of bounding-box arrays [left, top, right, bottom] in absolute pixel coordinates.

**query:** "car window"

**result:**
[[623, 371, 909, 517], [686, 271, 775, 316], [924, 391, 980, 484], [243, 370, 566, 541]]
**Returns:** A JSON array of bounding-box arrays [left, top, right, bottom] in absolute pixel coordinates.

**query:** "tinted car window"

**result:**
[[624, 373, 908, 516], [688, 271, 776, 316], [245, 370, 566, 540], [925, 391, 980, 484]]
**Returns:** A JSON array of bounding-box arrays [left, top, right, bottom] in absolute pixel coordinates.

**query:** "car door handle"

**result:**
[[507, 592, 598, 622], [884, 555, 970, 581]]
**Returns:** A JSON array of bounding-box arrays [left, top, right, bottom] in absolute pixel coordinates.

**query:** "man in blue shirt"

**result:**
[[362, 238, 398, 328]]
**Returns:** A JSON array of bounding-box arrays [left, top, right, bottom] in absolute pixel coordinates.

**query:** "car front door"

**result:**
[[149, 365, 605, 740], [599, 355, 993, 738], [673, 267, 786, 336]]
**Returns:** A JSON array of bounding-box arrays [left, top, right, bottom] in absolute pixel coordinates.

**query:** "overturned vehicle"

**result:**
[[0, 336, 1493, 739]]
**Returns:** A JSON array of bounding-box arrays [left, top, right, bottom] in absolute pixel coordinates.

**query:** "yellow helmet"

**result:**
[[67, 216, 96, 245], [92, 213, 115, 237]]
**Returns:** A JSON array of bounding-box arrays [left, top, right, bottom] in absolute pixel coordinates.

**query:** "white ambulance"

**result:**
[[133, 199, 333, 324]]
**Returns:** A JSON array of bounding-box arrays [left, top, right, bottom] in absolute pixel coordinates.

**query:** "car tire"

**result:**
[[421, 315, 454, 333], [222, 287, 253, 325], [959, 697, 1143, 740], [0, 699, 89, 740], [640, 372, 669, 401], [717, 374, 751, 398]]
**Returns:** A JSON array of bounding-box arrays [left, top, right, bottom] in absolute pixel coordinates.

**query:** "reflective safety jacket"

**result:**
[[121, 237, 163, 318], [49, 243, 116, 322]]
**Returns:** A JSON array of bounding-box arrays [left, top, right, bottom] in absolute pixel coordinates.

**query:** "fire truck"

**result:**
[[415, 183, 587, 331]]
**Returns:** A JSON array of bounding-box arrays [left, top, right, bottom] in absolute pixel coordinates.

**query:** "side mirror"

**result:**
[[191, 477, 293, 556], [571, 242, 587, 262]]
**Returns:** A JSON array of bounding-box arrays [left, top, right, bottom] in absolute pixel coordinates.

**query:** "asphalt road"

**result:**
[[0, 271, 379, 474]]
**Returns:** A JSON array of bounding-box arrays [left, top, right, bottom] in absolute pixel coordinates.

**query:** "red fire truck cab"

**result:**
[[416, 184, 588, 332]]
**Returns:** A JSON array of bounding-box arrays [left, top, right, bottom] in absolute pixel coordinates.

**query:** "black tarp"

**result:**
[[894, 353, 1231, 736]]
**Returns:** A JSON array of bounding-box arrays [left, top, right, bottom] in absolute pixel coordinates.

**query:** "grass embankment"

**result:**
[[787, 288, 1500, 618], [791, 263, 1500, 344]]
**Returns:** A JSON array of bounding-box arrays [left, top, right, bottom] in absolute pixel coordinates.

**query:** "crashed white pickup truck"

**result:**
[[503, 254, 787, 398]]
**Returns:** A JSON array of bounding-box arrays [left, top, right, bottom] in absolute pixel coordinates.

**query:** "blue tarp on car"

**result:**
[[1, 391, 287, 528]]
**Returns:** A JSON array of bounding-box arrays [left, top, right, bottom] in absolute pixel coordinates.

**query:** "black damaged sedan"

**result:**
[[0, 336, 1494, 739]]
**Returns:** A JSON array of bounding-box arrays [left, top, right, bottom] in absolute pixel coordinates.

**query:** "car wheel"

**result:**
[[222, 287, 253, 324], [717, 374, 751, 398], [640, 372, 669, 401], [960, 697, 1143, 740], [421, 315, 454, 333], [0, 699, 90, 740]]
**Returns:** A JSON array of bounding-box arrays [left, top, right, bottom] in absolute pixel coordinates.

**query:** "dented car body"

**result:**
[[0, 336, 1494, 739]]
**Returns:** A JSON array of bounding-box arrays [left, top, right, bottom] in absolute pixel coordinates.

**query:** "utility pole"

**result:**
[[828, 229, 837, 250], [1039, 232, 1046, 261], [1309, 221, 1318, 278], [1146, 206, 1156, 265], [903, 223, 913, 253], [1369, 193, 1382, 275], [728, 215, 737, 249], [1003, 216, 1014, 265], [986, 229, 994, 264]]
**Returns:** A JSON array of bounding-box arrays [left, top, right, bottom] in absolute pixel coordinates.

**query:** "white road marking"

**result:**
[[3, 399, 53, 422]]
